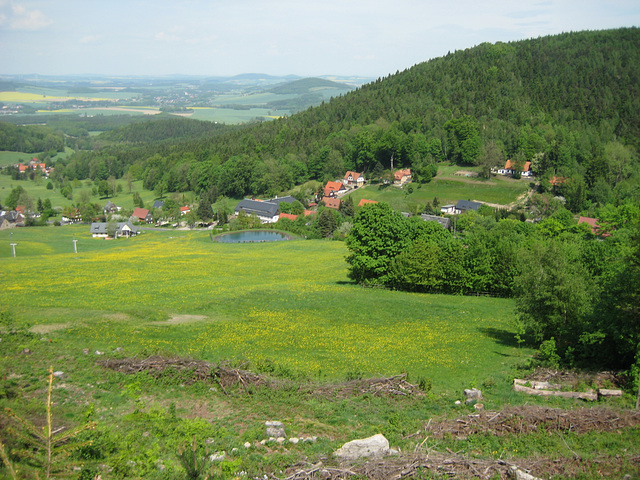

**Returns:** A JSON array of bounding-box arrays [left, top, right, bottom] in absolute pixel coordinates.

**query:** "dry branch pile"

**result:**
[[425, 405, 640, 438], [309, 374, 424, 399], [98, 356, 271, 391], [98, 357, 424, 399]]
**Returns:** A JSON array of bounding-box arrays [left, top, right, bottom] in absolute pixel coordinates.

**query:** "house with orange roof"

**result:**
[[180, 206, 191, 216], [578, 216, 610, 237], [278, 212, 299, 221], [497, 160, 532, 177], [343, 171, 365, 187], [132, 207, 153, 223], [324, 181, 346, 198], [322, 197, 341, 210], [394, 169, 412, 185], [358, 199, 378, 207]]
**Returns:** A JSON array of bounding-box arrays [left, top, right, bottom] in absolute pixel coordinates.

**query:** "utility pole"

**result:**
[[10, 243, 17, 257]]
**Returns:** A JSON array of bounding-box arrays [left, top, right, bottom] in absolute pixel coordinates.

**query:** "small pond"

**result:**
[[215, 230, 293, 243]]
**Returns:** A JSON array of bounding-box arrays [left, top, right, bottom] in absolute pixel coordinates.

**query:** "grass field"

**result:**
[[349, 166, 531, 210], [1, 225, 525, 388]]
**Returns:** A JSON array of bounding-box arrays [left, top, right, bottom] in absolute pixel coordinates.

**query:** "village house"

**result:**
[[322, 197, 341, 210], [420, 214, 452, 230], [394, 168, 412, 185], [578, 216, 610, 237], [234, 196, 302, 224], [132, 207, 153, 223], [234, 199, 280, 223], [440, 200, 482, 215], [324, 181, 346, 198], [0, 210, 24, 229], [180, 206, 191, 216], [497, 160, 532, 177], [90, 222, 139, 238], [103, 201, 121, 215], [343, 171, 365, 187]]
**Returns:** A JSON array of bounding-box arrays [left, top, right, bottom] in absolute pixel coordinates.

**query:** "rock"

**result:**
[[509, 466, 544, 480], [598, 388, 623, 397], [474, 403, 484, 411], [53, 371, 64, 378], [95, 350, 105, 355], [334, 434, 390, 460], [265, 420, 286, 438], [82, 348, 90, 354], [22, 348, 31, 355], [114, 347, 124, 353], [289, 437, 299, 444], [243, 442, 251, 448], [209, 452, 225, 462], [231, 448, 238, 454], [454, 400, 462, 405], [464, 388, 482, 404], [259, 439, 267, 445], [276, 437, 285, 444]]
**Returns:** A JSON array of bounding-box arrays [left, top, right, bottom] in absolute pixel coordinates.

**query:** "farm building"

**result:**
[[90, 222, 139, 238]]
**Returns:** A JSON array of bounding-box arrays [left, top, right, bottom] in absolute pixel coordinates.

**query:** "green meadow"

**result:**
[[1, 225, 526, 388], [350, 166, 530, 210]]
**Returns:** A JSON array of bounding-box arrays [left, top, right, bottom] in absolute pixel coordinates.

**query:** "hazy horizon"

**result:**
[[1, 0, 639, 79]]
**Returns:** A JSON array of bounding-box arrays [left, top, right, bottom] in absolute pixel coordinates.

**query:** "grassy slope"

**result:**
[[1, 225, 524, 388], [349, 165, 530, 210]]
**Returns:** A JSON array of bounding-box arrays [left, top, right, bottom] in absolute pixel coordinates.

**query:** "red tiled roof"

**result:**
[[303, 210, 315, 216], [394, 168, 411, 180], [550, 176, 566, 185], [324, 181, 344, 196], [132, 207, 150, 219], [322, 197, 341, 209], [278, 213, 298, 221], [358, 199, 378, 207], [180, 206, 190, 212], [344, 171, 362, 181]]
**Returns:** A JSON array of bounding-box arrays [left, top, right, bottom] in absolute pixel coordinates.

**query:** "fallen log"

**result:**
[[513, 379, 597, 401]]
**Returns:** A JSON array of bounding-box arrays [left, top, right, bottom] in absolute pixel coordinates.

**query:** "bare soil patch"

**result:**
[[148, 314, 208, 325], [29, 323, 69, 334]]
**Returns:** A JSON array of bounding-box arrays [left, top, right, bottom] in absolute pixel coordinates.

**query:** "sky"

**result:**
[[1, 0, 639, 78]]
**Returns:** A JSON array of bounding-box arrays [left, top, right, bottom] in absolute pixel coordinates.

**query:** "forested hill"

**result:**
[[53, 28, 639, 205]]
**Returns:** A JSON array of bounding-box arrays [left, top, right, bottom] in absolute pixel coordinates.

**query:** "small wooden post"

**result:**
[[10, 243, 17, 257], [73, 239, 78, 254]]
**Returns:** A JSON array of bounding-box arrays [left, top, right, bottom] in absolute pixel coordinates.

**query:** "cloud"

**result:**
[[0, 2, 52, 30]]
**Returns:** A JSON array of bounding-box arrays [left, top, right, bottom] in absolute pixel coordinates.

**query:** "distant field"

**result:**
[[1, 226, 525, 388], [0, 91, 113, 103], [0, 151, 37, 166], [188, 107, 284, 123]]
